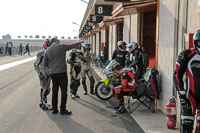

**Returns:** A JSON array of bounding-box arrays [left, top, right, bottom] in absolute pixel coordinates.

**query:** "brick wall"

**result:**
[[158, 0, 177, 112]]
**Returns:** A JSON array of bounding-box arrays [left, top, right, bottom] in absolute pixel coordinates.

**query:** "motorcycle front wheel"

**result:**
[[95, 82, 113, 100]]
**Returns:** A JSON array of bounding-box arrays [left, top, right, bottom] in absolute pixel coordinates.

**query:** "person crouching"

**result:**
[[114, 65, 137, 114]]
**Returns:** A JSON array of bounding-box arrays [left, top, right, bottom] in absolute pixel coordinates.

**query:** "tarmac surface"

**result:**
[[0, 52, 129, 133], [0, 51, 180, 133]]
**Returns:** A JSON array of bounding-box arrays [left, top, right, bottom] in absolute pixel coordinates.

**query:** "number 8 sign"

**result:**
[[95, 5, 113, 16]]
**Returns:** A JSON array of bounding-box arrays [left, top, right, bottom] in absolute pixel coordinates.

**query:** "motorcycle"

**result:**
[[95, 60, 160, 113]]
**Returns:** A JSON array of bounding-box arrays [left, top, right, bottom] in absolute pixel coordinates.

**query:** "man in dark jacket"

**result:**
[[112, 40, 129, 67], [44, 38, 82, 115]]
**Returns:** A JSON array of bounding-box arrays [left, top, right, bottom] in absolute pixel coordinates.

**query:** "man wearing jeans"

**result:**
[[44, 38, 82, 115]]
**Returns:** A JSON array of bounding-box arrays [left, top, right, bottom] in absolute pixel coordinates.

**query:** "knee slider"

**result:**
[[42, 89, 50, 97]]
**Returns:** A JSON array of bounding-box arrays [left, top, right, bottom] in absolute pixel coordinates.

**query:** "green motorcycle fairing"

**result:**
[[100, 79, 110, 86]]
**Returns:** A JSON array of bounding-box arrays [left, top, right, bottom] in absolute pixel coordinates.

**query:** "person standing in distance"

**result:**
[[23, 43, 30, 56], [44, 38, 82, 115]]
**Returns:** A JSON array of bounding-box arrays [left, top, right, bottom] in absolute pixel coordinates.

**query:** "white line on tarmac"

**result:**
[[0, 56, 36, 71]]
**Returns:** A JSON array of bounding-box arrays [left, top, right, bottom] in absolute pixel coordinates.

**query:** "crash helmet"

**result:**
[[43, 39, 51, 49], [193, 30, 200, 55], [127, 42, 138, 53], [83, 43, 91, 51], [117, 40, 127, 51]]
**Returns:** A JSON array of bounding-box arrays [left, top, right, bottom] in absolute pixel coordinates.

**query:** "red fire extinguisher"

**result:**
[[166, 96, 176, 129]]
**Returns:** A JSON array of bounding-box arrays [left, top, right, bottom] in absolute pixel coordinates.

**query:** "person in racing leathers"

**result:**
[[112, 40, 129, 68], [67, 44, 85, 99], [174, 30, 200, 133], [34, 39, 51, 110], [127, 42, 144, 81], [81, 43, 95, 95], [114, 64, 137, 114]]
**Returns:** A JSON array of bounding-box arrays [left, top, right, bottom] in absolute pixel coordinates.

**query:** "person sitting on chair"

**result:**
[[114, 64, 137, 114]]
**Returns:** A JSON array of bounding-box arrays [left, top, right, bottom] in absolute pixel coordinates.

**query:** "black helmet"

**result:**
[[117, 40, 127, 51], [83, 43, 91, 51], [43, 39, 51, 49], [193, 30, 200, 54]]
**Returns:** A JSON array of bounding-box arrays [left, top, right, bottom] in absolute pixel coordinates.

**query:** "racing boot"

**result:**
[[90, 86, 95, 95], [113, 101, 121, 109], [115, 101, 125, 114], [40, 97, 52, 110]]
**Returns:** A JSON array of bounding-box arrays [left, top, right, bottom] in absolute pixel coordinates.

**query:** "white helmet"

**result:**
[[117, 40, 127, 51], [127, 42, 138, 53]]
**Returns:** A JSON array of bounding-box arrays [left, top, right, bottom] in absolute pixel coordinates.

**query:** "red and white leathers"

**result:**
[[174, 48, 200, 132], [115, 71, 137, 102]]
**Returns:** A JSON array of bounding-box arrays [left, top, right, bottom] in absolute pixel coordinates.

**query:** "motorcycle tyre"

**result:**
[[95, 82, 113, 100]]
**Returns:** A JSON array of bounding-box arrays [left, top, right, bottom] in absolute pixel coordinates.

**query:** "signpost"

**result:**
[[90, 15, 103, 24], [95, 5, 113, 16]]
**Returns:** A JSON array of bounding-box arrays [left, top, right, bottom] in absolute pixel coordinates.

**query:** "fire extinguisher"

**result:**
[[166, 96, 176, 129]]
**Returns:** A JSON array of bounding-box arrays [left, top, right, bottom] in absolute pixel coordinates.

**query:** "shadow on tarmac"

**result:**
[[45, 111, 94, 133], [73, 97, 126, 130]]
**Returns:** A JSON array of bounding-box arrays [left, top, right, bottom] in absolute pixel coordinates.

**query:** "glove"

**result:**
[[74, 63, 81, 66], [39, 72, 45, 79], [179, 95, 190, 108]]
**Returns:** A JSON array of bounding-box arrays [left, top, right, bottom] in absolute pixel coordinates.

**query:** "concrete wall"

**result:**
[[158, 0, 177, 112], [123, 14, 139, 44], [123, 15, 131, 43], [108, 24, 117, 60], [93, 35, 96, 55], [177, 0, 188, 54], [187, 0, 200, 33], [90, 36, 93, 52], [130, 14, 139, 42], [101, 29, 106, 43], [96, 32, 100, 56], [113, 24, 117, 50]]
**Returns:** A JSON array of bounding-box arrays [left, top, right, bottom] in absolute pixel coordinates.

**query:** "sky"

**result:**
[[0, 0, 88, 39]]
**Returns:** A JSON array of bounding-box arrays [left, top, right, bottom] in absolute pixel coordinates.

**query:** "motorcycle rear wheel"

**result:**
[[95, 82, 113, 100]]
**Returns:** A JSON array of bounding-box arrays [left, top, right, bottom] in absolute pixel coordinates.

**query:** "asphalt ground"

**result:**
[[0, 53, 130, 133]]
